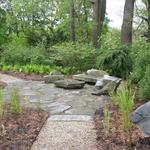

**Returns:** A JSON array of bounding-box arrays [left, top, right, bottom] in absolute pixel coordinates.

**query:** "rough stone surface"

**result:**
[[131, 101, 150, 136], [44, 75, 64, 83], [73, 74, 98, 84], [31, 120, 98, 150], [87, 69, 108, 77], [55, 79, 85, 89], [92, 75, 121, 95], [50, 71, 62, 75], [1, 74, 108, 115]]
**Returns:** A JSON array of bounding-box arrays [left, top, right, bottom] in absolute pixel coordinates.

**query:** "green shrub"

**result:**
[[139, 65, 150, 99], [1, 36, 48, 65], [48, 42, 98, 71], [96, 46, 132, 78], [130, 38, 150, 100], [11, 89, 21, 114]]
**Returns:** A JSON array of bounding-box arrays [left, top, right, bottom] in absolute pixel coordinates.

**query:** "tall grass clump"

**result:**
[[103, 104, 111, 137], [0, 88, 5, 118], [11, 89, 21, 114], [111, 86, 134, 132]]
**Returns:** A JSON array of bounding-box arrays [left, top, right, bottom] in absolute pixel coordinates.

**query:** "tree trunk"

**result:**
[[147, 0, 150, 41], [70, 0, 76, 43], [92, 0, 106, 48], [121, 0, 135, 45]]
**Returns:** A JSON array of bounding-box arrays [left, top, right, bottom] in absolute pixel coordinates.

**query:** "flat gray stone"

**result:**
[[55, 79, 85, 89], [48, 115, 92, 121], [73, 74, 97, 84], [50, 105, 71, 114], [44, 75, 64, 83]]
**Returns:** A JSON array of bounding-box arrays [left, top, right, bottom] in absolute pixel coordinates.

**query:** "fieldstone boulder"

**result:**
[[50, 71, 62, 75], [44, 75, 64, 83], [73, 74, 97, 84], [55, 79, 85, 89], [87, 69, 108, 78], [73, 69, 108, 84], [131, 101, 150, 136], [92, 75, 122, 95]]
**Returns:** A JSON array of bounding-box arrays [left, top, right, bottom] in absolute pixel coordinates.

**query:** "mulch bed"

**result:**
[[0, 105, 49, 150], [0, 71, 44, 81], [94, 103, 150, 150], [0, 81, 7, 89]]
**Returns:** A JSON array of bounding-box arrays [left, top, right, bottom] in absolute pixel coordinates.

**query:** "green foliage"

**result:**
[[49, 42, 98, 71], [130, 38, 150, 100], [139, 65, 150, 99], [11, 89, 21, 114], [0, 88, 5, 118], [111, 86, 134, 132], [0, 8, 8, 46], [96, 46, 132, 78], [0, 64, 76, 75], [1, 36, 48, 65], [103, 104, 111, 137]]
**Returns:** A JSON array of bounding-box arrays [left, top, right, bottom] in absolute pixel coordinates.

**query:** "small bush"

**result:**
[[48, 42, 98, 71], [96, 46, 132, 78], [1, 36, 48, 65], [11, 89, 21, 114]]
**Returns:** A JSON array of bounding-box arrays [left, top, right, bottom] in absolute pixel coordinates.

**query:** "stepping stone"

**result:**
[[48, 115, 92, 121], [55, 79, 85, 89], [44, 75, 64, 83]]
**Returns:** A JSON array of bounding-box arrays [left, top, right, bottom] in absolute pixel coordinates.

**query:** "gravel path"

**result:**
[[31, 115, 98, 150]]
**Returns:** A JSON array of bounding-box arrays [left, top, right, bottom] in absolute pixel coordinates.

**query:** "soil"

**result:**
[[94, 104, 150, 150], [0, 71, 44, 81], [0, 104, 49, 150], [0, 81, 7, 89]]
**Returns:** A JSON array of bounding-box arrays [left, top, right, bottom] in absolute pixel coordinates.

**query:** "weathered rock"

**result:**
[[87, 69, 108, 78], [55, 79, 85, 89], [92, 75, 122, 95], [131, 101, 150, 136], [73, 74, 97, 84], [44, 75, 64, 83], [50, 71, 62, 75]]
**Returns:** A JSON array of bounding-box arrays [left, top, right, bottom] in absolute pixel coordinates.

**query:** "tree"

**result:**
[[70, 0, 76, 42], [92, 0, 106, 48], [121, 0, 135, 45]]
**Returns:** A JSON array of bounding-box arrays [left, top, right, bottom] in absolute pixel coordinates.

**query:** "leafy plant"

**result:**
[[96, 46, 132, 78], [11, 89, 21, 114], [102, 104, 111, 137], [139, 65, 150, 99], [0, 88, 5, 118]]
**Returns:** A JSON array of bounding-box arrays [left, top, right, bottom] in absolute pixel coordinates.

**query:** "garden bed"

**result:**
[[0, 81, 7, 89], [0, 71, 44, 81], [94, 104, 150, 150], [0, 105, 49, 150]]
